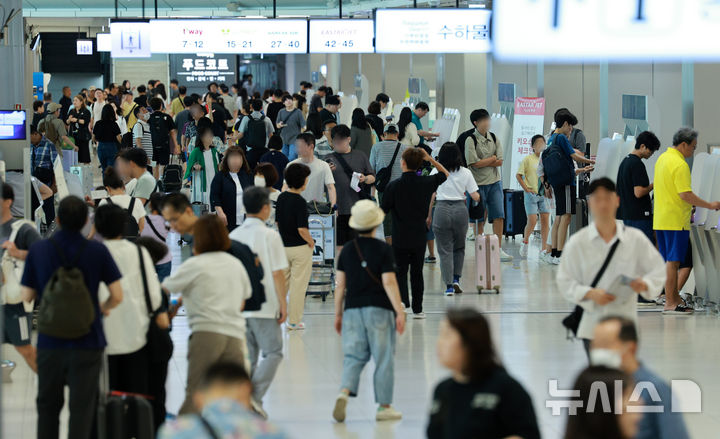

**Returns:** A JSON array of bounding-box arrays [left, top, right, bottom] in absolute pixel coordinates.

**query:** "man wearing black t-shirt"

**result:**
[[616, 131, 660, 244], [382, 148, 448, 318]]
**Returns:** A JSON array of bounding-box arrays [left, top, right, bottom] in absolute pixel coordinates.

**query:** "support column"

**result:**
[[681, 62, 694, 128], [537, 61, 545, 97], [327, 53, 341, 93], [599, 62, 609, 139], [436, 53, 445, 120], [486, 53, 493, 111], [381, 53, 386, 92]]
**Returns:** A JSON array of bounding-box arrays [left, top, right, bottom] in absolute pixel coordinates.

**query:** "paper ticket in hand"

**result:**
[[351, 172, 362, 192]]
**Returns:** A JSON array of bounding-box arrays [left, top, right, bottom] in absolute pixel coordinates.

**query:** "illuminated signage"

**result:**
[[96, 33, 111, 52], [169, 54, 238, 96], [110, 21, 151, 58], [76, 39, 93, 56], [149, 19, 307, 54], [309, 19, 374, 53], [375, 9, 491, 54]]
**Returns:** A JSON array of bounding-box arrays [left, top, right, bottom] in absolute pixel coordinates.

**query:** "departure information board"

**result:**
[[309, 19, 374, 53], [375, 9, 491, 53], [149, 19, 307, 54], [494, 0, 720, 60]]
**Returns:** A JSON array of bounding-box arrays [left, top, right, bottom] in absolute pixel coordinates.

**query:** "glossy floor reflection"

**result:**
[[3, 235, 719, 438]]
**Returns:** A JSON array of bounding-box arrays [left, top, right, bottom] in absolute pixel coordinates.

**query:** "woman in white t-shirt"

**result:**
[[254, 162, 281, 226], [91, 166, 147, 239], [430, 143, 480, 296], [185, 125, 221, 205]]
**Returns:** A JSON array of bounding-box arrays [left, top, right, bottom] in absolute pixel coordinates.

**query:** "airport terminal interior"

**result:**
[[2, 0, 720, 438]]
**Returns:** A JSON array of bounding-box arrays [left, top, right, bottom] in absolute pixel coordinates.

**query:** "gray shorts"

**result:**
[[3, 304, 32, 346]]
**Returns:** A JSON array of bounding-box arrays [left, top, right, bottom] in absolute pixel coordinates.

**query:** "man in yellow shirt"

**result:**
[[170, 85, 187, 117], [653, 128, 720, 314], [516, 134, 551, 260]]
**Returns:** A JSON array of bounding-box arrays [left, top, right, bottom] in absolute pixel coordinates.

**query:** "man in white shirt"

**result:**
[[557, 177, 666, 356], [285, 133, 337, 206], [229, 187, 288, 419], [116, 147, 156, 205]]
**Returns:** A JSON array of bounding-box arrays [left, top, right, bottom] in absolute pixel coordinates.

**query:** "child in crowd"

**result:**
[[516, 134, 551, 260]]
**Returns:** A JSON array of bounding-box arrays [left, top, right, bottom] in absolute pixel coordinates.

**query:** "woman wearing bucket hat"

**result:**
[[332, 200, 406, 423]]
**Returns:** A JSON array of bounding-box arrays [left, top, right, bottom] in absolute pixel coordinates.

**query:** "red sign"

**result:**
[[514, 97, 545, 116], [15, 104, 21, 110]]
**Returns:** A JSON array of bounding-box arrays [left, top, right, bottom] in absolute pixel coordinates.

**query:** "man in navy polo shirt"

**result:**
[[21, 196, 123, 439]]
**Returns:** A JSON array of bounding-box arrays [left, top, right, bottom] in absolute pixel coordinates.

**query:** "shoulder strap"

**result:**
[[199, 416, 220, 439], [352, 239, 383, 286], [590, 236, 621, 288], [127, 197, 136, 215], [146, 217, 165, 241], [332, 152, 354, 179], [48, 237, 68, 266], [137, 245, 154, 315], [387, 142, 402, 170], [490, 132, 496, 143]]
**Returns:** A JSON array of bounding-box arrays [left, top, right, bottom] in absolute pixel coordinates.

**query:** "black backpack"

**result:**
[[456, 128, 496, 167], [159, 163, 183, 193], [120, 132, 134, 150], [542, 134, 574, 187], [149, 112, 170, 148], [37, 239, 95, 339], [106, 197, 140, 241], [228, 240, 266, 312], [245, 115, 267, 149]]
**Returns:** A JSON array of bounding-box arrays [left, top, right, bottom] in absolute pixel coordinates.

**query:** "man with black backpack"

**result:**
[[149, 97, 179, 180], [229, 187, 288, 419], [463, 109, 512, 262], [542, 109, 595, 262], [237, 99, 275, 150], [21, 196, 123, 439]]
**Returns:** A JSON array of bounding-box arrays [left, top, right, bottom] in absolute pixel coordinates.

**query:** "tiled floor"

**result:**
[[3, 234, 719, 438]]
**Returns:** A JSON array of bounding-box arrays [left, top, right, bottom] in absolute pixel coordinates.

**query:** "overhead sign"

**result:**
[[494, 0, 720, 61], [509, 97, 545, 190], [169, 54, 238, 97], [149, 19, 307, 54], [110, 21, 151, 58], [375, 9, 491, 53], [309, 19, 374, 53], [76, 39, 93, 56], [96, 33, 111, 52]]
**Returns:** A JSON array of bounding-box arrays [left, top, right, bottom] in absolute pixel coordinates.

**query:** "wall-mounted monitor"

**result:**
[[76, 39, 93, 55], [498, 83, 516, 103], [309, 19, 374, 53], [375, 9, 491, 54], [96, 33, 111, 52], [622, 94, 647, 120], [110, 21, 152, 58], [149, 19, 308, 54], [494, 0, 720, 61], [0, 111, 27, 140]]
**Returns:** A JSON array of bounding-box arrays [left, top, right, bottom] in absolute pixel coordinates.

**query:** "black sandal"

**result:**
[[662, 304, 694, 315]]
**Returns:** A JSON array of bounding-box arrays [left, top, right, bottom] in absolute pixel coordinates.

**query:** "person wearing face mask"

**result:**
[[556, 177, 666, 357], [563, 366, 640, 439], [133, 106, 155, 170], [66, 94, 92, 164], [427, 308, 540, 439], [590, 317, 690, 439], [254, 163, 280, 226], [210, 146, 254, 231]]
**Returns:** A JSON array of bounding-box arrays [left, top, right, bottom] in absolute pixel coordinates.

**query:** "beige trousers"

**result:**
[[179, 331, 248, 414], [284, 244, 314, 325]]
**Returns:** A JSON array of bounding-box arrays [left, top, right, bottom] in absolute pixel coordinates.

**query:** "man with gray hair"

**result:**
[[653, 128, 720, 314]]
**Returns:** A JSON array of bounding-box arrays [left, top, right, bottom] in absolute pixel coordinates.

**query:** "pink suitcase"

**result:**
[[476, 234, 501, 294]]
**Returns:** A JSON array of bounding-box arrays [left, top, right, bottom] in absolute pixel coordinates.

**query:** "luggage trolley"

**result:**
[[307, 213, 335, 301]]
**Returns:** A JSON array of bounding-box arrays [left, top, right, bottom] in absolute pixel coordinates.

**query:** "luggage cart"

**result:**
[[307, 214, 335, 301]]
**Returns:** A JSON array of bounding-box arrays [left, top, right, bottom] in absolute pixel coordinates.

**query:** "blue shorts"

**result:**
[[477, 180, 504, 221], [523, 192, 550, 215], [656, 230, 690, 263]]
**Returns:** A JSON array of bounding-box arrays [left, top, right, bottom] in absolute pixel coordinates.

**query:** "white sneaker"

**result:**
[[500, 249, 513, 262], [376, 406, 402, 421], [519, 243, 528, 258], [551, 256, 561, 265], [333, 393, 349, 422], [540, 251, 551, 264], [466, 229, 475, 241], [413, 312, 426, 319]]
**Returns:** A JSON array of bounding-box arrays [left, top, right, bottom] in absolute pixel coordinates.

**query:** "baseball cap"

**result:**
[[47, 103, 62, 113]]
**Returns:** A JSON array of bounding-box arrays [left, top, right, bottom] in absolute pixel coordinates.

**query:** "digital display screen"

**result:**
[[149, 19, 308, 54], [622, 95, 647, 120], [76, 39, 93, 56], [96, 33, 111, 52], [0, 111, 27, 140], [169, 54, 238, 97], [494, 0, 720, 61], [498, 83, 516, 103], [375, 9, 491, 54], [309, 19, 374, 53], [110, 21, 152, 58]]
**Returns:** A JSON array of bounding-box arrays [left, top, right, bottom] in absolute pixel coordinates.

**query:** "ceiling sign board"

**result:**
[[96, 33, 111, 52], [494, 0, 720, 61], [309, 19, 374, 53], [375, 9, 491, 54], [169, 54, 238, 97], [110, 21, 151, 58], [149, 19, 308, 54]]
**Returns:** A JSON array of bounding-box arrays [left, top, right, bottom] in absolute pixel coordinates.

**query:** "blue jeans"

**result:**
[[623, 219, 655, 245], [155, 262, 172, 283], [341, 307, 396, 405], [98, 141, 118, 173], [523, 192, 550, 215], [282, 144, 298, 161], [477, 180, 505, 221]]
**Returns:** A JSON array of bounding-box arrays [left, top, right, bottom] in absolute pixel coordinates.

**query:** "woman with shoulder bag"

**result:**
[[67, 95, 92, 164]]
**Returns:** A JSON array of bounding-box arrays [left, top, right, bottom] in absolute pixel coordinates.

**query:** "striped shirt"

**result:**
[[369, 140, 408, 186], [133, 120, 154, 160]]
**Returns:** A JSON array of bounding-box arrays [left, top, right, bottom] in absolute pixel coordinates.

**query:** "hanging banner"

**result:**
[[509, 97, 545, 190]]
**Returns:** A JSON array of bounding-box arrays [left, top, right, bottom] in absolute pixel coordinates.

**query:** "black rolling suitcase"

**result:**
[[569, 198, 588, 236], [503, 189, 527, 239], [97, 356, 155, 439]]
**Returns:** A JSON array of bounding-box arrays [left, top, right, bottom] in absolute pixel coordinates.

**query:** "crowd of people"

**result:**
[[1, 76, 703, 439]]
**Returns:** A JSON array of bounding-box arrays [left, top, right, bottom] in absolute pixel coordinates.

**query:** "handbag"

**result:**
[[561, 237, 621, 339], [332, 152, 374, 201], [375, 142, 401, 192], [138, 245, 173, 363], [352, 239, 383, 286], [307, 200, 333, 215]]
